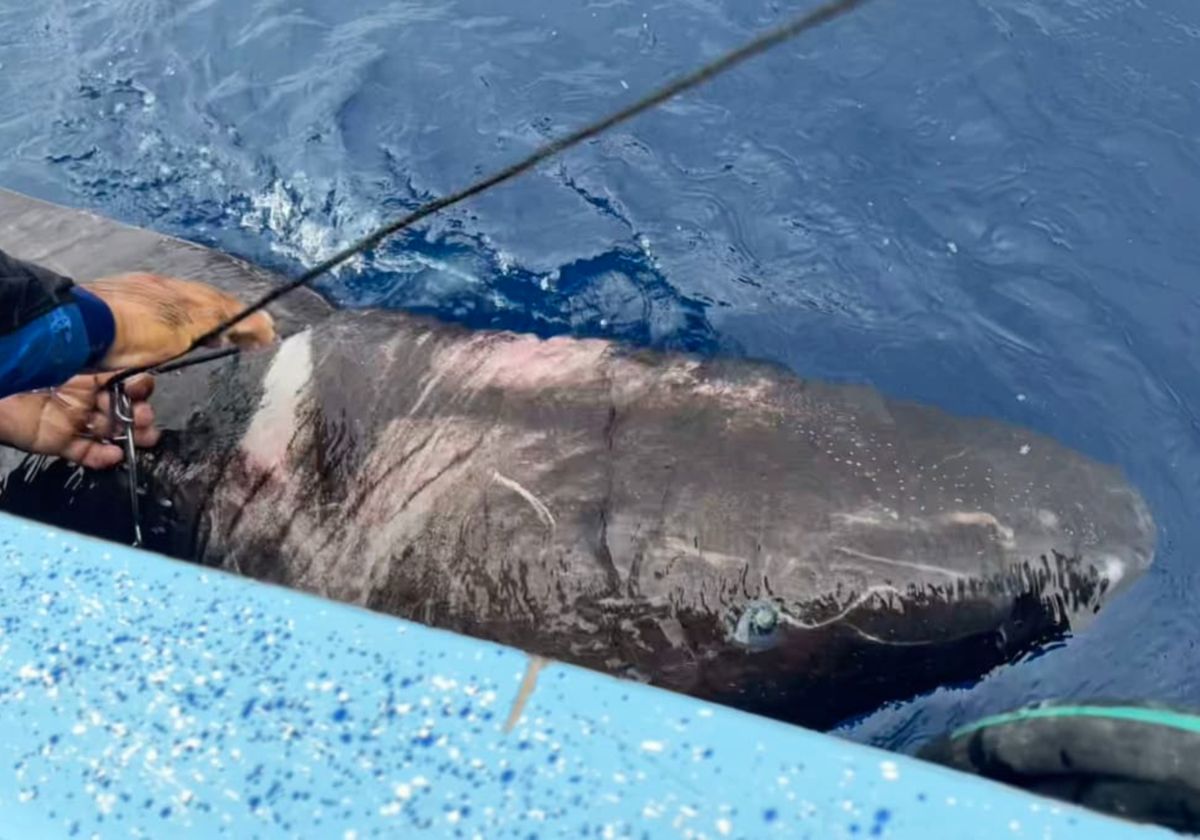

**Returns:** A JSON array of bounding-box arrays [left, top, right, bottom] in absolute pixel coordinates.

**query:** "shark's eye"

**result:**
[[732, 600, 783, 651]]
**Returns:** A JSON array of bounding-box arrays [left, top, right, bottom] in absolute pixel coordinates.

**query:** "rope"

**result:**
[[951, 704, 1200, 740], [109, 0, 874, 385]]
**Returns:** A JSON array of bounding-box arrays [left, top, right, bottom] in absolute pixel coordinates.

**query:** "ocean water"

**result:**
[[1, 0, 1198, 752]]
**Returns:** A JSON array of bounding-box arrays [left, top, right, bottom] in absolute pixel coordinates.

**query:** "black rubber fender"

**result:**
[[919, 701, 1200, 834]]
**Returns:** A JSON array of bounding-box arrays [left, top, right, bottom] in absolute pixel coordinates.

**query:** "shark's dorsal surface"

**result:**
[[0, 188, 1155, 730]]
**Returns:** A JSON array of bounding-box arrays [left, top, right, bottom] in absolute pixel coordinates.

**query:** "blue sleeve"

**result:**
[[0, 289, 115, 400]]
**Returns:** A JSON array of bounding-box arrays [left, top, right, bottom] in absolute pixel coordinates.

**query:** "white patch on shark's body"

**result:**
[[1099, 554, 1126, 588], [240, 329, 314, 473]]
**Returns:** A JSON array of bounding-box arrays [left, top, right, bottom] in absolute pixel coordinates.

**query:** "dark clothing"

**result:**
[[0, 249, 114, 399], [0, 248, 76, 336]]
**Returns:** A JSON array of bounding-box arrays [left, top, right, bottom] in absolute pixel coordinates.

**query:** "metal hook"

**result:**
[[111, 384, 143, 548]]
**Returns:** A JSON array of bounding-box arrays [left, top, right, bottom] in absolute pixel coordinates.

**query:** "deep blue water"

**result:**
[[2, 0, 1199, 753]]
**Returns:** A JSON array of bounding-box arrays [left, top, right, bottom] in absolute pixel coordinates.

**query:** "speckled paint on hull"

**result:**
[[0, 512, 1165, 839]]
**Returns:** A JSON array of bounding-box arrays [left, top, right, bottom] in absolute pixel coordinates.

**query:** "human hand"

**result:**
[[0, 373, 159, 470], [84, 273, 277, 369]]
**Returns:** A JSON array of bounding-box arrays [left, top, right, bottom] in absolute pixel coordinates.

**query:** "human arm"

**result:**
[[0, 248, 275, 468], [0, 248, 275, 400]]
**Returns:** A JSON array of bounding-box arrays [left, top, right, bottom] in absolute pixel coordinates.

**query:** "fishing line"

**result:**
[[109, 0, 874, 386]]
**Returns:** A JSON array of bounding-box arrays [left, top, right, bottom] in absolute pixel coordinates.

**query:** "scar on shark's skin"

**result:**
[[782, 584, 905, 632], [833, 546, 970, 580], [492, 471, 556, 531]]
